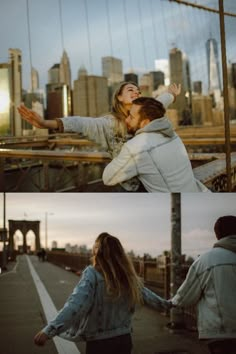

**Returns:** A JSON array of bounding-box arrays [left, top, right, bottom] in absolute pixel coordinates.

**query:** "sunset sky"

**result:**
[[0, 192, 235, 258]]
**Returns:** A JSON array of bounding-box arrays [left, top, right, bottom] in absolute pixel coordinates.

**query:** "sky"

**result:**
[[0, 0, 236, 93], [0, 192, 236, 258]]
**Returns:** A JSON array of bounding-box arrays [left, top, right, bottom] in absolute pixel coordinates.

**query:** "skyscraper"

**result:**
[[73, 66, 109, 117], [124, 72, 138, 84], [9, 48, 22, 136], [0, 63, 11, 135], [46, 83, 71, 119], [149, 71, 165, 91], [31, 67, 39, 91], [206, 38, 221, 93], [48, 64, 60, 84], [102, 56, 123, 86], [102, 56, 123, 106], [60, 50, 72, 89], [47, 60, 72, 119], [169, 47, 192, 124]]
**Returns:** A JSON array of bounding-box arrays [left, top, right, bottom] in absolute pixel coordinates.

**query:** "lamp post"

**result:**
[[170, 193, 184, 330], [1, 193, 7, 271], [45, 212, 54, 250]]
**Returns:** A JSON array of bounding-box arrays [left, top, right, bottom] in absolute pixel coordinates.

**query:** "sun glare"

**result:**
[[0, 90, 10, 114]]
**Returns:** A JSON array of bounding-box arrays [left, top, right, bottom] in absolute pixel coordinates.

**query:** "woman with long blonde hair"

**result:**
[[34, 232, 171, 354], [18, 82, 180, 191]]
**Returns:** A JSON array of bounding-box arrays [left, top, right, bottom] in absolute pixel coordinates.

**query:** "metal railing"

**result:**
[[0, 133, 236, 191]]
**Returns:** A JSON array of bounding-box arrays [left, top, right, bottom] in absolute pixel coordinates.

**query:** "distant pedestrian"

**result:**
[[171, 215, 236, 354], [40, 248, 46, 262], [37, 248, 46, 262], [34, 232, 171, 354]]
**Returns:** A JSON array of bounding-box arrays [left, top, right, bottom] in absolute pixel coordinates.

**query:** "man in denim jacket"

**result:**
[[172, 215, 236, 354]]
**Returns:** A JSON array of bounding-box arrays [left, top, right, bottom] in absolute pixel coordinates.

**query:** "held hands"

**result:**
[[17, 104, 46, 128], [34, 330, 49, 346]]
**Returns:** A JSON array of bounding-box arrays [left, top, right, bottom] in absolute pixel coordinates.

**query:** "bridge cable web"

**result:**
[[149, 0, 160, 65], [58, 0, 65, 52], [83, 0, 93, 75], [137, 0, 148, 72], [26, 0, 33, 93], [84, 0, 99, 116], [122, 0, 133, 72]]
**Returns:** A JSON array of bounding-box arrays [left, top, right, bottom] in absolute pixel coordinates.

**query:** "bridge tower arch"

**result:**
[[8, 220, 40, 253]]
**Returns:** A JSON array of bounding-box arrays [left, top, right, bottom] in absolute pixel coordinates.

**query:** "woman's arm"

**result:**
[[155, 83, 181, 108], [142, 287, 172, 311], [39, 267, 96, 341]]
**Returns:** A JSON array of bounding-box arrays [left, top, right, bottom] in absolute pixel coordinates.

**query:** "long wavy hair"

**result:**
[[111, 81, 140, 137], [92, 232, 143, 306]]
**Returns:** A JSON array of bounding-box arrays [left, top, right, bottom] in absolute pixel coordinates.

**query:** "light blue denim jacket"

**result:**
[[58, 93, 174, 191], [43, 265, 170, 342]]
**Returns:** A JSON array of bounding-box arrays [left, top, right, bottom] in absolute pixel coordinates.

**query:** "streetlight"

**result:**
[[1, 193, 7, 271], [45, 212, 54, 250]]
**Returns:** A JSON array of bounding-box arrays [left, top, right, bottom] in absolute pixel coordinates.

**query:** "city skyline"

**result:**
[[0, 0, 236, 93], [0, 193, 236, 258]]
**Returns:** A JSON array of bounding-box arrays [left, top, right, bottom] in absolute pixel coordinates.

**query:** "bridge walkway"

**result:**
[[0, 255, 209, 354]]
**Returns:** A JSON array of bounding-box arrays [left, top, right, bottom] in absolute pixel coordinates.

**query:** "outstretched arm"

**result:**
[[17, 104, 58, 130], [156, 83, 181, 108], [142, 287, 172, 311], [167, 83, 181, 102]]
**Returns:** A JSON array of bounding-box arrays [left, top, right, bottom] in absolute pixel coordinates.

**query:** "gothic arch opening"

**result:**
[[8, 220, 40, 254]]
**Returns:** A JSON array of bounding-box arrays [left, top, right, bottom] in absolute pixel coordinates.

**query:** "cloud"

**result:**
[[182, 227, 214, 258]]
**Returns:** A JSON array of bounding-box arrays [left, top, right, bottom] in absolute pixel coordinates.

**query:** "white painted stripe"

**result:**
[[26, 255, 81, 354], [0, 256, 19, 277]]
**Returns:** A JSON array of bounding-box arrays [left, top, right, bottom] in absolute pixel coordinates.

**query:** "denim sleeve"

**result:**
[[42, 266, 96, 338], [171, 262, 203, 307], [59, 116, 115, 150], [142, 287, 171, 311], [156, 92, 174, 109]]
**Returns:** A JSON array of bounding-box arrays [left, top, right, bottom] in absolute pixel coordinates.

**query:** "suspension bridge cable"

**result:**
[[26, 0, 33, 92], [137, 0, 148, 71], [58, 0, 65, 51], [219, 0, 232, 191], [165, 0, 236, 17], [84, 0, 93, 74], [149, 0, 159, 61], [122, 0, 133, 71], [105, 0, 114, 58]]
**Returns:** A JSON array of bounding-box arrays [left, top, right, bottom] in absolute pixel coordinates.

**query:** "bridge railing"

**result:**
[[0, 147, 236, 192], [0, 134, 235, 191]]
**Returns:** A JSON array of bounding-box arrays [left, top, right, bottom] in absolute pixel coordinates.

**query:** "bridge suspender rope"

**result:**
[[122, 0, 133, 71], [26, 0, 33, 93], [219, 0, 232, 191], [166, 0, 235, 192], [58, 0, 65, 52]]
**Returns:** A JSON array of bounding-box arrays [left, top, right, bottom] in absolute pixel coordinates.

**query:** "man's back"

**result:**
[[172, 236, 236, 339], [122, 129, 200, 192]]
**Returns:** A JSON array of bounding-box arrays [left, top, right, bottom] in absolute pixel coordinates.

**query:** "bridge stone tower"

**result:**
[[8, 219, 40, 253]]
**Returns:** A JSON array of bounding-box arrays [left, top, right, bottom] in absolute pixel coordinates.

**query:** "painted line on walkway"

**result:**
[[0, 256, 19, 277], [26, 255, 81, 354]]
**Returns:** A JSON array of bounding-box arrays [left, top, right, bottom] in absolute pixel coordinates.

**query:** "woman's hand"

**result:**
[[34, 330, 49, 346], [167, 83, 181, 100], [17, 104, 46, 128]]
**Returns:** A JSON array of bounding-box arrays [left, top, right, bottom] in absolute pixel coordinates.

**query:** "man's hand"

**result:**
[[34, 331, 49, 346]]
